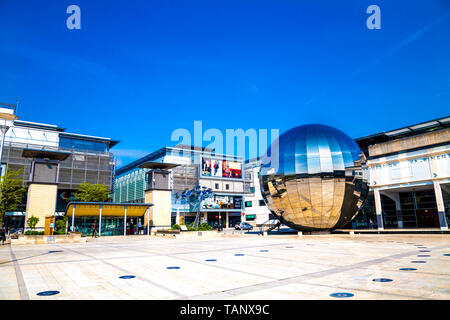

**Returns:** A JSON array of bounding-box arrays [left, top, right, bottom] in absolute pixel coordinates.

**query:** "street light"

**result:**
[[0, 103, 18, 177]]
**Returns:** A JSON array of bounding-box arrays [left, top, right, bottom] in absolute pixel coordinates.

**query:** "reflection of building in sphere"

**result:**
[[260, 124, 368, 231]]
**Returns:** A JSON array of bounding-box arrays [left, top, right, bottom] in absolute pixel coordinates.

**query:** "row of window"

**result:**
[[59, 137, 109, 152], [245, 200, 266, 207]]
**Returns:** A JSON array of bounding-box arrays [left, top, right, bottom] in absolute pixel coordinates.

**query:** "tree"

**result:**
[[74, 182, 110, 202], [27, 215, 39, 230], [0, 168, 26, 224]]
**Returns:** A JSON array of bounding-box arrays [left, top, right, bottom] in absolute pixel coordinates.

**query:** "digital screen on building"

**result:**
[[201, 158, 222, 177], [202, 158, 242, 179], [222, 160, 242, 179]]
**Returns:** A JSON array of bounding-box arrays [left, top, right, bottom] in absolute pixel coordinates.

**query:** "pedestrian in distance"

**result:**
[[0, 225, 6, 245], [369, 218, 374, 229], [92, 221, 97, 238]]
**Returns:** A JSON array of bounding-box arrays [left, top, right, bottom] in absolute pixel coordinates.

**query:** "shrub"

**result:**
[[24, 231, 44, 235], [171, 224, 181, 230], [27, 215, 39, 230], [185, 222, 212, 231]]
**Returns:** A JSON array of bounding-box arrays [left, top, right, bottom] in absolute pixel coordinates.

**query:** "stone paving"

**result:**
[[0, 234, 449, 300]]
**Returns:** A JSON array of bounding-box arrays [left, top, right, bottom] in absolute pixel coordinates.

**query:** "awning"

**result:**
[[22, 148, 71, 161], [5, 212, 25, 217], [65, 202, 153, 217]]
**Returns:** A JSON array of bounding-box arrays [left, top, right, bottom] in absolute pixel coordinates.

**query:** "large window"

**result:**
[[60, 136, 108, 152], [245, 201, 252, 207], [259, 200, 265, 206]]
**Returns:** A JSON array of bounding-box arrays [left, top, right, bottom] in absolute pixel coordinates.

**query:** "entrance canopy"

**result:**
[[65, 202, 153, 217]]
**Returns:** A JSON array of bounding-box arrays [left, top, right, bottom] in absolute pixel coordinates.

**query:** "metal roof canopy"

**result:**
[[138, 161, 179, 169], [65, 202, 153, 217], [22, 148, 71, 161]]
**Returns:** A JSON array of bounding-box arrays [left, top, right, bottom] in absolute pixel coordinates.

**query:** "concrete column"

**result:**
[[433, 181, 448, 230], [225, 212, 229, 228], [176, 209, 180, 225], [373, 189, 384, 230], [124, 206, 127, 236], [99, 205, 102, 237], [71, 205, 75, 232], [147, 207, 150, 235]]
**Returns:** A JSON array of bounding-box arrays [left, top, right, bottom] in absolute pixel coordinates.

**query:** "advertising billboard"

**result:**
[[222, 160, 242, 179], [202, 158, 241, 179]]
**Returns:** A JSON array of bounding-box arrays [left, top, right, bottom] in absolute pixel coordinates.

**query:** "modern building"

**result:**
[[354, 116, 450, 230], [243, 159, 274, 225], [113, 144, 245, 228], [241, 117, 449, 231], [0, 103, 118, 231]]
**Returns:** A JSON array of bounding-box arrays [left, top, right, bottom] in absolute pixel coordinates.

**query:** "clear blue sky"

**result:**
[[1, 0, 449, 166]]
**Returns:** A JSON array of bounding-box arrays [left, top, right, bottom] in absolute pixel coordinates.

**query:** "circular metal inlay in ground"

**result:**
[[417, 255, 430, 257], [205, 259, 217, 262], [48, 250, 63, 253], [119, 275, 136, 279], [443, 254, 450, 256], [167, 266, 180, 269], [419, 250, 430, 252], [399, 268, 417, 271], [260, 250, 269, 252], [285, 246, 294, 248], [411, 261, 426, 263], [234, 254, 245, 256], [37, 291, 60, 296], [372, 278, 393, 282], [330, 292, 354, 298]]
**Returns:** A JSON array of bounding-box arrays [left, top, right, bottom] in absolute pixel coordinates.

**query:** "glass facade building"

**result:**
[[1, 118, 118, 230], [112, 145, 244, 228]]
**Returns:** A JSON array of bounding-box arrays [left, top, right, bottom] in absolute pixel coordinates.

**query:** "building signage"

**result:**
[[368, 152, 450, 186]]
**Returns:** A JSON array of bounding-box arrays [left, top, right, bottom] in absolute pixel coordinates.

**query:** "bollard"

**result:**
[[263, 231, 268, 237], [297, 231, 303, 237], [349, 231, 354, 237]]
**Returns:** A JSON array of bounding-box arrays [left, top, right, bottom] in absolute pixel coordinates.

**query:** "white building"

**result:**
[[243, 159, 274, 226]]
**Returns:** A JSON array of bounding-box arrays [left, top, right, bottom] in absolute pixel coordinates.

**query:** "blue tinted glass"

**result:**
[[263, 124, 362, 176]]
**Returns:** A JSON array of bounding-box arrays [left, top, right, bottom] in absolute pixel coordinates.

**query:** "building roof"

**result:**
[[115, 145, 244, 177], [65, 202, 153, 217], [355, 115, 450, 155]]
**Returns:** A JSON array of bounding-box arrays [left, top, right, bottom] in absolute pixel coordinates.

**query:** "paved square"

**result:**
[[0, 234, 449, 300]]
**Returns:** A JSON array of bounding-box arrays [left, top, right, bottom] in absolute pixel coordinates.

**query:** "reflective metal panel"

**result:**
[[260, 124, 368, 231]]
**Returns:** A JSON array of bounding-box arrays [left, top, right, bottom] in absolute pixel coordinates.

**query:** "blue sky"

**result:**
[[1, 0, 449, 166]]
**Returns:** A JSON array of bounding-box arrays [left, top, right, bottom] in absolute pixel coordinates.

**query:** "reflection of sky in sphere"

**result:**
[[263, 124, 361, 176]]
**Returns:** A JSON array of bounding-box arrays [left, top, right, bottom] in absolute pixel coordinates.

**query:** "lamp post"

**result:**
[[176, 185, 213, 229], [0, 125, 10, 177], [0, 103, 18, 177]]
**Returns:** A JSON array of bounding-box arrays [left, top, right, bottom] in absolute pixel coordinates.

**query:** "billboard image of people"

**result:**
[[211, 159, 222, 177], [222, 160, 242, 179], [202, 158, 212, 176]]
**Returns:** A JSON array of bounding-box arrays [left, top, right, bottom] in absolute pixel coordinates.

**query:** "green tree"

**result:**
[[0, 168, 26, 224], [74, 182, 110, 202], [27, 215, 39, 230]]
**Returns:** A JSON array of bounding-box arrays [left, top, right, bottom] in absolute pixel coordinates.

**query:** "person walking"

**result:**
[[137, 219, 142, 235], [369, 219, 374, 229], [92, 221, 97, 238], [0, 225, 6, 245]]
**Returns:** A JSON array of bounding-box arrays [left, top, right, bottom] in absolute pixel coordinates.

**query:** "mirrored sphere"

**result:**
[[260, 124, 368, 231]]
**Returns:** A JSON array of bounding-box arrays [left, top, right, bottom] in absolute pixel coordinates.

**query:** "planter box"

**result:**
[[11, 233, 86, 245]]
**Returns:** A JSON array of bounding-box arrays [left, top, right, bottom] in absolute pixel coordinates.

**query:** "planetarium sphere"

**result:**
[[260, 124, 368, 231]]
